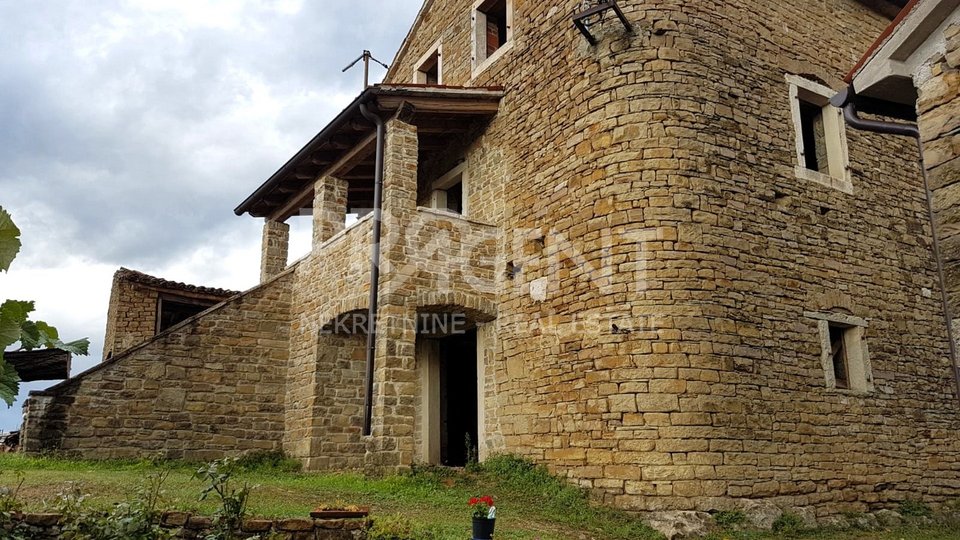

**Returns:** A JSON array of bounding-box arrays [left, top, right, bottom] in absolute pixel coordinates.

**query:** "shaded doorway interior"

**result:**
[[438, 329, 478, 467]]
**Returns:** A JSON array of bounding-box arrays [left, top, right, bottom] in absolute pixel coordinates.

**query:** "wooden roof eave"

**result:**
[[234, 85, 504, 221], [5, 349, 71, 382]]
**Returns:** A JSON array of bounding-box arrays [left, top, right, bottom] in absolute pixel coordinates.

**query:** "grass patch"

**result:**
[[1, 453, 959, 540], [0, 453, 658, 540]]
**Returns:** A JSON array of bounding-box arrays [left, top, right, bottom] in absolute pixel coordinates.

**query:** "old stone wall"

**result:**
[[102, 273, 158, 361], [101, 269, 237, 360], [283, 215, 373, 468], [21, 270, 294, 460], [921, 23, 960, 314], [382, 0, 960, 515]]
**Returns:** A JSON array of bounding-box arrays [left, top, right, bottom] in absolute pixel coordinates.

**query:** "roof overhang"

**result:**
[[5, 349, 71, 382], [857, 0, 912, 19], [847, 0, 960, 105], [234, 84, 504, 221]]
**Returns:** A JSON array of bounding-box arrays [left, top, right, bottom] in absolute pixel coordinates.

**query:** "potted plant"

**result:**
[[469, 495, 496, 539]]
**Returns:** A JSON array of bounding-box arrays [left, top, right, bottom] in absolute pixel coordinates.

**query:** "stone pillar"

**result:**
[[313, 175, 348, 248], [20, 394, 54, 454], [260, 219, 289, 283], [366, 117, 419, 472], [919, 24, 960, 314]]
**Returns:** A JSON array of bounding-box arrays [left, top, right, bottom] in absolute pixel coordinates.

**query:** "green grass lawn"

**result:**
[[0, 453, 957, 540]]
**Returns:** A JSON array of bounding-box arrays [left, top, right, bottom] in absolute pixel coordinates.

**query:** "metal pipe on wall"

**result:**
[[359, 102, 385, 436], [832, 86, 960, 404]]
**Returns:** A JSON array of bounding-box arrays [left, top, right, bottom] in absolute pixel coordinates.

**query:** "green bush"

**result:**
[[194, 458, 255, 540], [772, 512, 805, 536], [54, 479, 174, 540], [713, 510, 746, 529], [899, 499, 933, 518], [234, 451, 301, 473], [368, 513, 434, 540]]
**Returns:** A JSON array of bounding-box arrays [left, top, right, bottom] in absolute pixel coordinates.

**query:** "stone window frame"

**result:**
[[471, 0, 514, 79], [804, 311, 874, 393], [428, 162, 469, 216], [413, 40, 443, 85], [786, 74, 852, 194]]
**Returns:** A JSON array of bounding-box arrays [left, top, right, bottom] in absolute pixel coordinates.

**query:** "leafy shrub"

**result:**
[[368, 513, 433, 540], [55, 471, 174, 540], [0, 471, 29, 539], [899, 499, 932, 518], [712, 510, 746, 528], [772, 512, 805, 536], [234, 451, 300, 473], [194, 458, 255, 540]]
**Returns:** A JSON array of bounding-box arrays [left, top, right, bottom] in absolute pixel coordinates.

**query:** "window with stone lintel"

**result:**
[[471, 0, 513, 77], [414, 40, 442, 85], [787, 75, 852, 194], [805, 311, 873, 393]]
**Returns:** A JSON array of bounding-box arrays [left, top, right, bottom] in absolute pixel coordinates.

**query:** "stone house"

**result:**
[[21, 0, 960, 516]]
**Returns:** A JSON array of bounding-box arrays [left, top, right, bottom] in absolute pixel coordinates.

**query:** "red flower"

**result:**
[[469, 497, 479, 505]]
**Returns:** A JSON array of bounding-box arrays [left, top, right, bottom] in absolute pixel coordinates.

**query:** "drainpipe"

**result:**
[[831, 87, 960, 404], [359, 101, 385, 436]]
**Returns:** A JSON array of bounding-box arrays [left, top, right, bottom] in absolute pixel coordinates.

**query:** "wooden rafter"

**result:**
[[5, 349, 71, 382]]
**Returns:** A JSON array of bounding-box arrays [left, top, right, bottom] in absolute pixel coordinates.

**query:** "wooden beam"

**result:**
[[6, 349, 71, 381], [376, 96, 501, 115], [268, 132, 378, 222]]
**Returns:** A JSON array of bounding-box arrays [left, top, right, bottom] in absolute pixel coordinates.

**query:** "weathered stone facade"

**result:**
[[21, 0, 960, 519], [102, 268, 237, 360], [921, 23, 960, 313], [23, 270, 292, 459]]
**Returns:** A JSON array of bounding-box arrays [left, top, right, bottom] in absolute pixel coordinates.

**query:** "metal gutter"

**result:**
[[830, 87, 920, 137], [831, 86, 960, 404], [358, 102, 385, 437]]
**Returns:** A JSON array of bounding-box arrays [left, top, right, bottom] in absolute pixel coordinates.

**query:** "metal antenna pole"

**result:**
[[342, 50, 390, 90]]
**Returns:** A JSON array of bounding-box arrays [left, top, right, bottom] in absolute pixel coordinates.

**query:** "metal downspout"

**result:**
[[359, 102, 385, 436], [831, 87, 960, 404]]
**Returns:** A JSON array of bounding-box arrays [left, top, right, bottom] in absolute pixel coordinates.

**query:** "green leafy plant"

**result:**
[[468, 495, 495, 519], [193, 458, 255, 540], [368, 513, 433, 540], [0, 470, 29, 539], [772, 512, 806, 535], [899, 499, 933, 518], [54, 474, 174, 540], [712, 510, 746, 529], [464, 432, 478, 471], [234, 450, 301, 473], [0, 206, 89, 405]]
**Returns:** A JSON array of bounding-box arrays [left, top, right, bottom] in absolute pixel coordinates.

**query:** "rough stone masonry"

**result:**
[[21, 0, 960, 520]]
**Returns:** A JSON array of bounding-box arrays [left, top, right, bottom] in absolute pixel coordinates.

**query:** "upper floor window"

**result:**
[[414, 41, 442, 85], [472, 0, 513, 76], [429, 163, 468, 216], [786, 75, 851, 193]]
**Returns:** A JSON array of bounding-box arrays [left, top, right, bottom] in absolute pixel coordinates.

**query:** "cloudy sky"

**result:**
[[0, 0, 423, 430]]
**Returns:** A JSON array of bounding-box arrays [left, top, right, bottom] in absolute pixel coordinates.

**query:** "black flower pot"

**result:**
[[472, 516, 496, 539]]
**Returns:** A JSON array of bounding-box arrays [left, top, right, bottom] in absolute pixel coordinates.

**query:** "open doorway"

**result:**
[[437, 329, 478, 467]]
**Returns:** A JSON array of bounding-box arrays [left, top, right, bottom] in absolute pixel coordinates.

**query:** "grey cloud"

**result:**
[[0, 0, 421, 268]]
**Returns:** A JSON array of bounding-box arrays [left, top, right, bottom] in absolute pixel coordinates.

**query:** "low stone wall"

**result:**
[[4, 512, 369, 539]]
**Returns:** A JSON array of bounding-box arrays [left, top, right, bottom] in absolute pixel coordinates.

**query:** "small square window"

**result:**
[[787, 75, 851, 193], [414, 41, 442, 85], [472, 0, 513, 75], [807, 312, 873, 393]]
